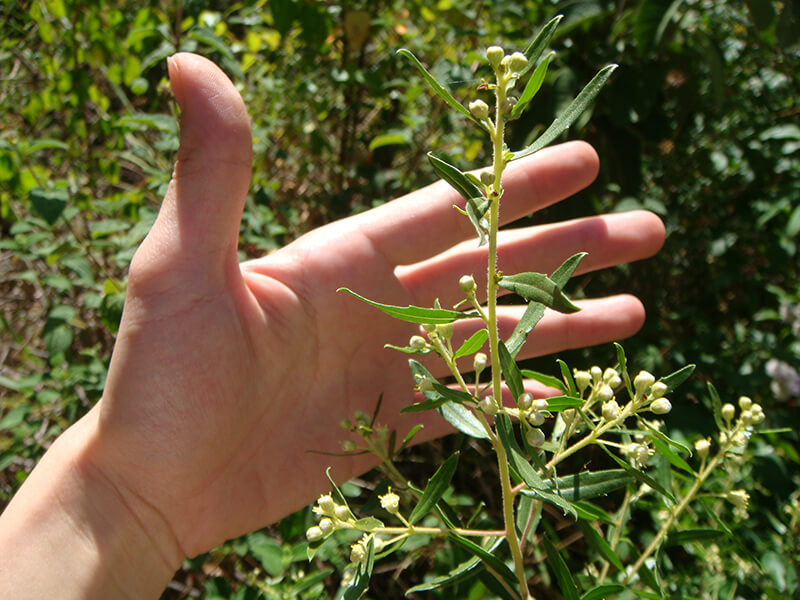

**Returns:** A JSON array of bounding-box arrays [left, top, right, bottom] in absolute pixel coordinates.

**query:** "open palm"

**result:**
[[88, 53, 664, 559]]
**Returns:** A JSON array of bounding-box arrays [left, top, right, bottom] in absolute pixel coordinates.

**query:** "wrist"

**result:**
[[0, 406, 184, 599]]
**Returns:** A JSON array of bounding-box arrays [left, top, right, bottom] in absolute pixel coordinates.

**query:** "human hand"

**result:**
[[0, 53, 664, 597]]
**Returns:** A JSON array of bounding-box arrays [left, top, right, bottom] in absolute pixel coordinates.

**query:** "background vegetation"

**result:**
[[1, 0, 798, 597]]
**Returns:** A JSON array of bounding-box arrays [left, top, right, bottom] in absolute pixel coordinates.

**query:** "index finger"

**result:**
[[351, 141, 599, 266]]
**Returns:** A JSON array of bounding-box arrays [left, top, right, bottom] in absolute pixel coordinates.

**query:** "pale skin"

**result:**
[[0, 53, 665, 598]]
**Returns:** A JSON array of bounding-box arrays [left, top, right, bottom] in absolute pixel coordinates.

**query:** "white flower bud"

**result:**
[[526, 427, 545, 447], [507, 51, 528, 73], [436, 322, 454, 340], [603, 368, 618, 383], [480, 395, 498, 415], [468, 99, 490, 120], [602, 400, 621, 421], [634, 371, 655, 394], [317, 493, 337, 516], [574, 370, 592, 392], [726, 489, 750, 508], [419, 376, 436, 392], [422, 323, 436, 333], [306, 526, 323, 541], [479, 169, 494, 185], [486, 46, 504, 68], [650, 397, 672, 415], [319, 517, 334, 534], [518, 392, 533, 411], [528, 411, 545, 426], [740, 410, 753, 424], [732, 431, 749, 447], [459, 274, 476, 294], [651, 382, 668, 398], [721, 403, 736, 422], [590, 366, 603, 383], [350, 542, 366, 563], [379, 490, 400, 514], [597, 384, 614, 403], [473, 352, 488, 372], [694, 438, 711, 458], [719, 432, 728, 445], [750, 408, 765, 424], [334, 505, 351, 521], [532, 398, 549, 412], [409, 335, 427, 350], [738, 396, 753, 410]]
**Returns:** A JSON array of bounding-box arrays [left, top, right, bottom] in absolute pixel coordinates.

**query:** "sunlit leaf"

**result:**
[[408, 452, 459, 525], [520, 14, 563, 75], [453, 329, 488, 359], [511, 51, 554, 118], [660, 364, 696, 393], [438, 402, 489, 439], [338, 288, 477, 324], [498, 341, 523, 401], [520, 369, 567, 394], [498, 271, 581, 313]]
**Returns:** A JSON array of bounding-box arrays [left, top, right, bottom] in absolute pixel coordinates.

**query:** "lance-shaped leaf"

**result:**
[[665, 528, 725, 547], [506, 253, 586, 357], [397, 49, 483, 127], [511, 64, 618, 161], [439, 401, 489, 439], [495, 414, 547, 490], [577, 520, 625, 573], [405, 537, 504, 593], [408, 452, 459, 525], [498, 342, 524, 401], [660, 363, 696, 393], [520, 369, 567, 394], [707, 382, 725, 432], [534, 395, 583, 412], [558, 359, 578, 397], [453, 328, 488, 359], [447, 533, 518, 594], [614, 342, 633, 396], [499, 271, 581, 314], [510, 51, 554, 119], [428, 153, 490, 244], [542, 533, 580, 600], [520, 14, 564, 76], [581, 584, 626, 600], [543, 469, 635, 501], [338, 288, 477, 324]]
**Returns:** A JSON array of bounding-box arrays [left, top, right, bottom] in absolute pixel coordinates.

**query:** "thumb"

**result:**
[[133, 53, 252, 291]]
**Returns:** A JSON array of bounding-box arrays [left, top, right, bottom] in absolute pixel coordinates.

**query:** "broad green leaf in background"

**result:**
[[338, 288, 477, 324], [511, 64, 618, 161], [408, 452, 459, 524], [29, 187, 68, 225]]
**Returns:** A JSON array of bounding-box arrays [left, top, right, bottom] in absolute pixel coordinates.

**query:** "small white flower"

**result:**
[[694, 438, 711, 458], [574, 370, 592, 392], [738, 396, 753, 410], [650, 382, 668, 398], [732, 430, 750, 447], [602, 400, 621, 421], [597, 384, 614, 403], [532, 398, 549, 412], [350, 542, 366, 564], [479, 170, 494, 185], [727, 489, 750, 508], [590, 366, 603, 383], [379, 489, 400, 514], [507, 51, 528, 73], [486, 46, 504, 68], [480, 395, 498, 415], [334, 505, 351, 521], [318, 518, 334, 534], [317, 493, 337, 516], [473, 352, 487, 372]]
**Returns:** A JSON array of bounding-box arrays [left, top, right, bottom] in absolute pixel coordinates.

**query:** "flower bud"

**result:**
[[650, 397, 672, 415], [650, 382, 668, 398], [379, 489, 400, 514], [602, 400, 621, 421], [480, 170, 494, 185], [419, 376, 436, 393], [486, 46, 504, 68], [526, 427, 545, 447], [501, 97, 517, 114], [422, 323, 436, 333], [574, 370, 592, 392], [436, 322, 454, 340], [306, 526, 323, 541], [507, 51, 528, 73], [721, 403, 736, 422], [740, 409, 753, 424], [480, 395, 498, 415], [459, 274, 476, 295], [726, 489, 750, 508], [341, 439, 357, 452], [409, 335, 427, 350], [634, 371, 655, 394], [473, 352, 488, 372], [468, 99, 490, 120], [319, 517, 334, 534], [733, 430, 749, 446], [532, 398, 549, 412], [694, 437, 711, 458], [350, 542, 366, 563], [334, 505, 351, 521], [518, 392, 533, 411], [317, 493, 337, 516], [590, 366, 603, 383], [528, 411, 545, 426], [738, 396, 752, 410], [603, 368, 618, 383], [597, 384, 614, 403]]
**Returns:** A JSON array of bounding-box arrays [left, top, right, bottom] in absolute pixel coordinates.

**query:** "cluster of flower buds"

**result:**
[[306, 493, 355, 543], [718, 396, 765, 448], [622, 441, 655, 469], [516, 392, 550, 447]]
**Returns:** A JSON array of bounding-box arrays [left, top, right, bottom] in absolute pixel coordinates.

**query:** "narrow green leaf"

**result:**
[[520, 15, 563, 75], [581, 584, 626, 600], [558, 360, 578, 396], [707, 382, 725, 432], [498, 272, 581, 314], [351, 516, 385, 531], [528, 488, 579, 518], [511, 64, 618, 161], [599, 446, 676, 503], [543, 469, 635, 501], [427, 153, 484, 202], [401, 397, 449, 413], [384, 343, 433, 356], [325, 467, 349, 507], [432, 383, 475, 404], [614, 342, 633, 396], [646, 429, 695, 475], [438, 402, 489, 439], [511, 51, 554, 118], [542, 533, 580, 600], [408, 453, 459, 525], [572, 500, 615, 524], [552, 252, 588, 285], [397, 49, 481, 126], [521, 369, 567, 394], [577, 520, 624, 572], [498, 342, 524, 401], [660, 364, 696, 393], [665, 528, 725, 547], [536, 395, 583, 411], [405, 537, 504, 593], [495, 414, 547, 490], [338, 288, 477, 324], [447, 533, 518, 592], [454, 329, 488, 359], [399, 424, 424, 452], [465, 196, 490, 245]]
